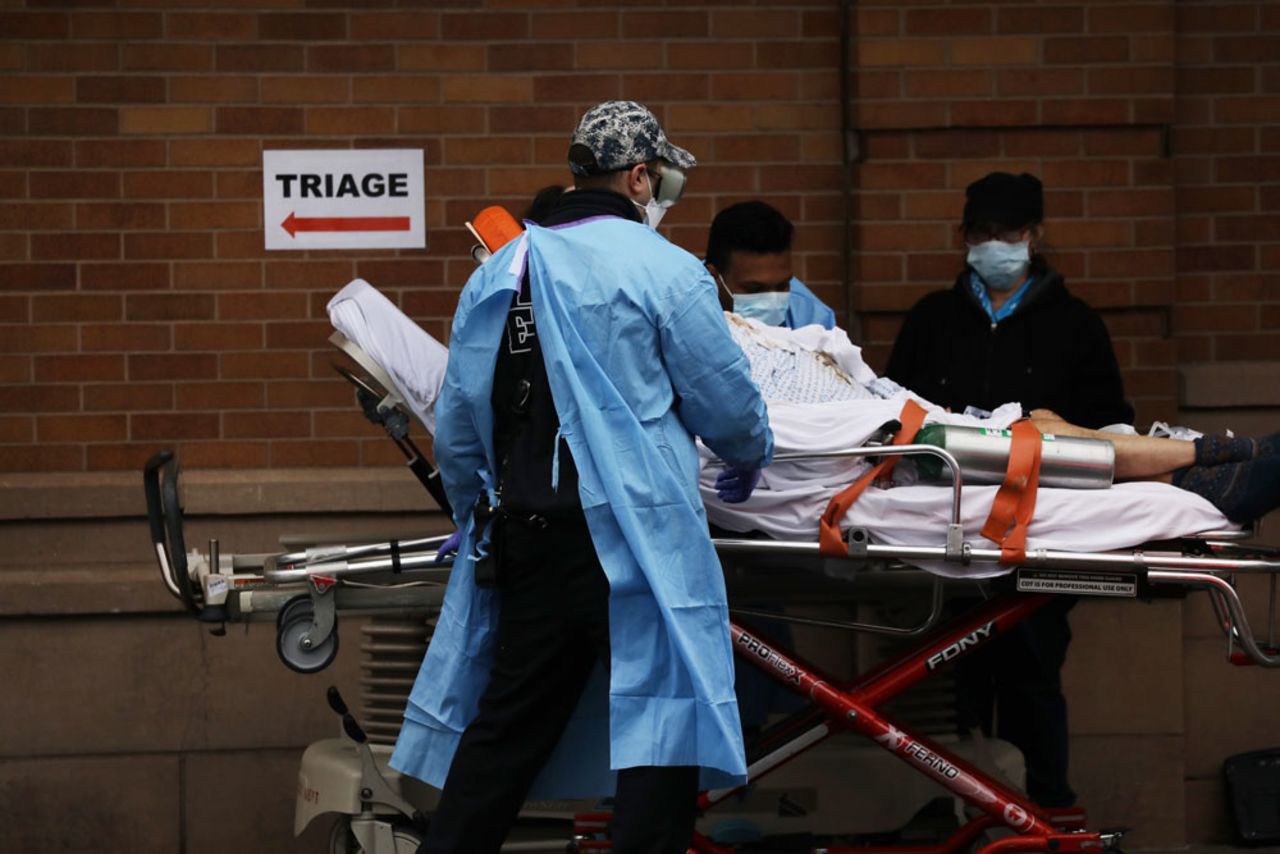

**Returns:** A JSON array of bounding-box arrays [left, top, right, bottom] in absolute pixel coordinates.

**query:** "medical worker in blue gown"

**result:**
[[391, 101, 774, 854], [704, 200, 837, 331]]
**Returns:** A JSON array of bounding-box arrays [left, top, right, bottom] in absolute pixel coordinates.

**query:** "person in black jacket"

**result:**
[[887, 172, 1132, 430], [887, 172, 1102, 810]]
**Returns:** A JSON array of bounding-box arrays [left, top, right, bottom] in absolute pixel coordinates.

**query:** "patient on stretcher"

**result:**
[[326, 278, 1276, 572], [703, 315, 1279, 567]]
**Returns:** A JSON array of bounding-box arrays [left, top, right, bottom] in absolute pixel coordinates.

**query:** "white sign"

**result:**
[[263, 149, 425, 251]]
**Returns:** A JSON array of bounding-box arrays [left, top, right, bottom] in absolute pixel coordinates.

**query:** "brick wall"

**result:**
[[0, 0, 1276, 471]]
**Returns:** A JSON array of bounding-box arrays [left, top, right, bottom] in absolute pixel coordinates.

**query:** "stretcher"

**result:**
[[144, 283, 1280, 854]]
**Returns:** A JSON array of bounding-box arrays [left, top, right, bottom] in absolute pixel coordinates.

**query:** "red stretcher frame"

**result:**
[[573, 590, 1114, 854]]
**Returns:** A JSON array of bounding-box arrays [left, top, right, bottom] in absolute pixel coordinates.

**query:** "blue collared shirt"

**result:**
[[970, 272, 1036, 325]]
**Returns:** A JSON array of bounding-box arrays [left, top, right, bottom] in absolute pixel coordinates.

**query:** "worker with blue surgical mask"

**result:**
[[887, 171, 1133, 813], [705, 201, 837, 330]]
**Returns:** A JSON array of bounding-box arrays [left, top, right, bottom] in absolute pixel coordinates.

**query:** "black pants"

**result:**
[[420, 516, 700, 854], [954, 594, 1077, 808]]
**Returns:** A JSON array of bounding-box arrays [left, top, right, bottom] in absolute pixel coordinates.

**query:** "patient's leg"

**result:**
[[1027, 410, 1193, 482]]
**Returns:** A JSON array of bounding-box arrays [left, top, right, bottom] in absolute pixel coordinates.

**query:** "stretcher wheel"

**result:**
[[328, 817, 422, 854], [277, 598, 339, 674]]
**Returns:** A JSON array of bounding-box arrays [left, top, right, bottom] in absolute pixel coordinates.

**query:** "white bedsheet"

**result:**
[[327, 278, 449, 434], [699, 322, 1232, 578]]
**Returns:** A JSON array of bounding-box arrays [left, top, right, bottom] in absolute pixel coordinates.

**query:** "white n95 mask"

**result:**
[[634, 174, 673, 230], [967, 240, 1030, 291], [733, 291, 790, 326]]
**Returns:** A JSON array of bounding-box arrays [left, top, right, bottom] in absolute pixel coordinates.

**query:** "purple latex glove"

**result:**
[[434, 529, 462, 563], [715, 465, 762, 504]]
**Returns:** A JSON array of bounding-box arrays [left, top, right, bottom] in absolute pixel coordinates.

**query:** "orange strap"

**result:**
[[979, 420, 1043, 565], [818, 399, 928, 557]]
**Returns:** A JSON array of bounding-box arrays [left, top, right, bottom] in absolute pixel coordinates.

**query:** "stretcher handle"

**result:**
[[143, 450, 195, 611], [1149, 569, 1280, 668]]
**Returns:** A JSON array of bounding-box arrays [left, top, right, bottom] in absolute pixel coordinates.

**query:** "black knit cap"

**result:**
[[962, 172, 1044, 229]]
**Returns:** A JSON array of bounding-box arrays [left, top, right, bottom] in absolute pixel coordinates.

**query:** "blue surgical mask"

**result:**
[[967, 240, 1030, 291], [732, 291, 790, 326]]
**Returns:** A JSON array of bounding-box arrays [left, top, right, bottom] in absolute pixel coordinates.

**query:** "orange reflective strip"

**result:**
[[818, 399, 928, 557]]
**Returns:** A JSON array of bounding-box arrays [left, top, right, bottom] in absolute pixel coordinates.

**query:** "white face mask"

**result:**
[[633, 174, 672, 230], [967, 239, 1030, 291]]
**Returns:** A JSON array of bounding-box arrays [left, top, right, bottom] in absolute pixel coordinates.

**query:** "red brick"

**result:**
[[905, 69, 993, 98], [905, 7, 991, 35], [1178, 186, 1256, 214], [1216, 96, 1280, 124], [0, 417, 33, 443], [0, 202, 72, 231], [0, 445, 83, 472], [79, 263, 168, 292], [314, 411, 371, 438], [81, 323, 170, 353], [666, 42, 754, 70], [307, 107, 396, 135], [216, 107, 304, 135], [173, 322, 263, 352], [72, 12, 162, 39], [222, 411, 303, 439], [913, 130, 1002, 160], [617, 73, 708, 102], [857, 39, 947, 67], [84, 383, 174, 413], [714, 135, 800, 163], [37, 414, 127, 443], [221, 352, 310, 379], [264, 260, 355, 290], [997, 6, 1084, 34], [165, 11, 255, 40], [122, 44, 212, 72], [0, 12, 68, 39], [351, 11, 440, 40], [35, 354, 125, 383], [176, 382, 264, 411], [171, 139, 261, 168], [349, 260, 444, 290], [27, 43, 120, 72], [0, 76, 73, 105], [129, 353, 219, 382], [5, 264, 82, 292], [215, 231, 271, 260], [441, 11, 528, 41], [266, 380, 350, 409], [75, 75, 165, 104], [533, 11, 616, 39], [350, 77, 441, 105], [307, 45, 395, 72], [0, 384, 79, 414], [216, 292, 308, 321], [271, 440, 359, 467], [1043, 159, 1131, 187], [628, 10, 711, 38], [948, 99, 1038, 127], [1176, 246, 1256, 273], [31, 233, 120, 261], [28, 107, 118, 136], [397, 44, 487, 73], [132, 413, 220, 441], [1176, 3, 1258, 33], [126, 293, 216, 322], [258, 12, 346, 40], [1044, 36, 1128, 64], [1216, 156, 1280, 184], [170, 202, 260, 232], [170, 75, 259, 104], [215, 44, 305, 73], [481, 42, 571, 72], [257, 76, 346, 105], [1083, 128, 1163, 156], [0, 298, 27, 324], [0, 324, 75, 353], [446, 75, 537, 104], [531, 74, 618, 103], [1171, 127, 1255, 155], [1213, 35, 1280, 64], [72, 140, 164, 169], [706, 9, 783, 38], [1089, 3, 1172, 34]]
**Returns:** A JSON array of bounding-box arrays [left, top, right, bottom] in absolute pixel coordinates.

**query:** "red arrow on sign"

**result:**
[[282, 212, 411, 238]]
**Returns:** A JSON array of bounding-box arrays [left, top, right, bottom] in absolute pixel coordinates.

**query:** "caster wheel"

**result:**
[[276, 597, 338, 673]]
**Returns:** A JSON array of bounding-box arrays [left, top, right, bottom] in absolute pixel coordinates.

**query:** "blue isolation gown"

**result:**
[[785, 277, 837, 330], [391, 216, 773, 798]]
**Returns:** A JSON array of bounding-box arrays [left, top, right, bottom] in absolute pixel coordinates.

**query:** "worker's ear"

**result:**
[[624, 163, 649, 200], [1028, 224, 1045, 253]]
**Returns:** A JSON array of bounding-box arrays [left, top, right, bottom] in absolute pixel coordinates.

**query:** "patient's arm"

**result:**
[[1027, 409, 1194, 482]]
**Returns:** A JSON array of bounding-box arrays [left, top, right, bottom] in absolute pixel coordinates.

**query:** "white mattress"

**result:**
[[327, 278, 449, 435]]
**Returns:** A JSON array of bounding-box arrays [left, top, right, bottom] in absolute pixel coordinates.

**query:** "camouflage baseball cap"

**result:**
[[567, 100, 696, 177]]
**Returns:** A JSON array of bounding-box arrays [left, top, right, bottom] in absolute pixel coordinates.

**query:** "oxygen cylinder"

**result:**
[[912, 424, 1115, 489]]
